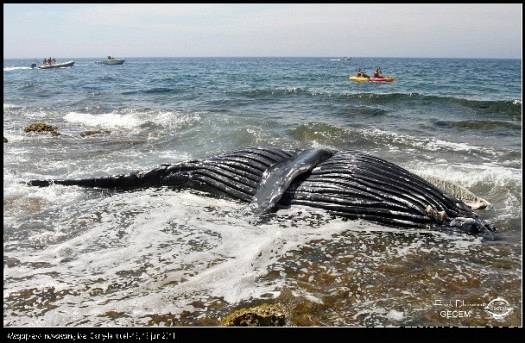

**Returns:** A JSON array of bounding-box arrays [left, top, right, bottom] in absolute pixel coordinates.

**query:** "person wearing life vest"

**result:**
[[373, 67, 383, 78], [356, 68, 369, 78]]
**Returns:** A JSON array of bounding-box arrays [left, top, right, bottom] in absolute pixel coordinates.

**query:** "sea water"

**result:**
[[3, 57, 522, 326]]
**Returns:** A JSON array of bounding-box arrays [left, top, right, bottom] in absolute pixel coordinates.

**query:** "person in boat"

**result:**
[[52, 58, 56, 64], [43, 58, 47, 65], [47, 57, 52, 65], [107, 56, 112, 60], [373, 67, 383, 78], [356, 68, 369, 78]]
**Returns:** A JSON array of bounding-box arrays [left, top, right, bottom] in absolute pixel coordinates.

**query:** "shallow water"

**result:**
[[3, 57, 522, 326]]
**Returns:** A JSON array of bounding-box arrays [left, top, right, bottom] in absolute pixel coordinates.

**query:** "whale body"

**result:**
[[28, 147, 495, 238]]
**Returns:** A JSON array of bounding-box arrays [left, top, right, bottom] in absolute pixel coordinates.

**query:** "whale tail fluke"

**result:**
[[27, 163, 195, 189], [28, 176, 138, 188]]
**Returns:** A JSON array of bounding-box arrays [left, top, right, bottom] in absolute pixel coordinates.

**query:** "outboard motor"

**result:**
[[30, 63, 37, 69]]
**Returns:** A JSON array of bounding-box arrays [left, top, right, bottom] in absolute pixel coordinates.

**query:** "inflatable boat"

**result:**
[[37, 60, 75, 69]]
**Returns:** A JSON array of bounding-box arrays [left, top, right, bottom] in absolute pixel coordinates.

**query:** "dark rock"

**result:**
[[24, 122, 59, 136], [4, 257, 21, 268], [221, 303, 286, 326], [80, 129, 111, 137]]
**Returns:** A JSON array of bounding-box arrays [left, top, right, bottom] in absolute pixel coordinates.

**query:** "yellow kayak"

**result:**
[[349, 75, 369, 82]]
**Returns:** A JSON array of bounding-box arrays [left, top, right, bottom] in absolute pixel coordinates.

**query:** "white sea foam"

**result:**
[[408, 161, 522, 224], [63, 110, 201, 130], [386, 309, 404, 321], [409, 162, 522, 189], [153, 110, 202, 130], [3, 170, 86, 230], [3, 178, 492, 327], [64, 112, 143, 129], [4, 66, 32, 72], [3, 103, 22, 109], [2, 188, 371, 325], [364, 128, 492, 154]]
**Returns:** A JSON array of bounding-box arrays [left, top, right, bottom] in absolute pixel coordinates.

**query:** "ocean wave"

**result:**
[[289, 122, 351, 146], [233, 88, 521, 117], [64, 112, 143, 129], [410, 162, 522, 192], [3, 103, 22, 109], [63, 110, 201, 130], [409, 162, 522, 230], [4, 66, 32, 72], [139, 110, 202, 131], [289, 122, 500, 156], [342, 106, 388, 117], [433, 119, 521, 131], [17, 82, 36, 90], [361, 127, 499, 155], [341, 93, 521, 118], [233, 87, 308, 98], [121, 87, 177, 95]]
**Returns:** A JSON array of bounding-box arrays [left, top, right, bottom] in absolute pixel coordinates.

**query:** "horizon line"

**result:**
[[4, 56, 521, 60]]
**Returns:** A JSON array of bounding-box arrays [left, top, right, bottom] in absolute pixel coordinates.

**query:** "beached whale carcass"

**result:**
[[28, 147, 495, 238]]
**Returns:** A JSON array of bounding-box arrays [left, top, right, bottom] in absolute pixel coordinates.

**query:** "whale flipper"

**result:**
[[250, 148, 334, 214]]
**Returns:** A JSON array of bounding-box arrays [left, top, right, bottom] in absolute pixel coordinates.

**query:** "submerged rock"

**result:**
[[4, 257, 21, 268], [221, 303, 286, 326], [80, 129, 111, 137], [3, 137, 7, 143], [24, 122, 59, 136]]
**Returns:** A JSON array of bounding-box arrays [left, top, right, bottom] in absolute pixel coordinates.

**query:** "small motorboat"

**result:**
[[97, 57, 125, 65], [37, 60, 75, 69]]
